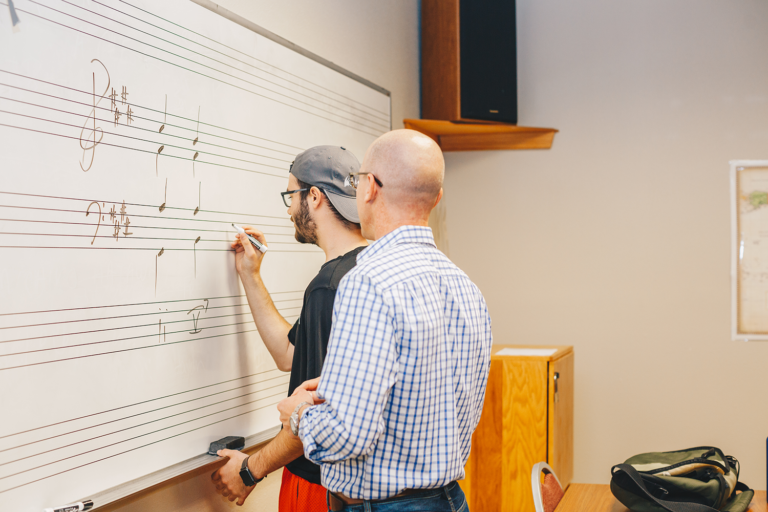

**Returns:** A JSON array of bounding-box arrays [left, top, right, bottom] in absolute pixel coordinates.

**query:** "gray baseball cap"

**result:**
[[289, 145, 360, 224]]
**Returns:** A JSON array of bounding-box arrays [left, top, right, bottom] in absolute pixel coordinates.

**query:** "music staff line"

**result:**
[[1, 316, 258, 356], [0, 122, 292, 179], [0, 231, 300, 245], [0, 94, 295, 165], [1, 307, 302, 346], [0, 71, 301, 155], [1, 375, 287, 456], [0, 190, 294, 222], [0, 95, 293, 165], [0, 245, 313, 253], [0, 112, 289, 176], [0, 378, 290, 463], [0, 202, 295, 229], [0, 244, 314, 253], [12, 2, 387, 137], [0, 395, 284, 494], [113, 0, 389, 119], [37, 0, 388, 132], [0, 321, 300, 372], [0, 368, 286, 440], [67, 0, 389, 126], [0, 291, 300, 318], [0, 217, 295, 238], [0, 219, 300, 251], [0, 298, 302, 333], [0, 222, 307, 250]]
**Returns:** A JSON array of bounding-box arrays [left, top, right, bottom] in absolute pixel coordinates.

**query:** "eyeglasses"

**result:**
[[281, 188, 308, 207], [344, 172, 383, 190]]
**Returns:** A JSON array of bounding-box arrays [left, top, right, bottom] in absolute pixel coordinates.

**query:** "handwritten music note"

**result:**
[[192, 106, 200, 176], [155, 247, 164, 296], [156, 95, 167, 175], [158, 318, 166, 343], [159, 178, 168, 212], [78, 59, 109, 172], [159, 94, 167, 133], [156, 145, 164, 176], [194, 235, 200, 277], [194, 182, 200, 216]]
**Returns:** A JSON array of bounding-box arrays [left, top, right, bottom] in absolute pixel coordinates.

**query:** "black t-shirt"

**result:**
[[285, 245, 365, 485]]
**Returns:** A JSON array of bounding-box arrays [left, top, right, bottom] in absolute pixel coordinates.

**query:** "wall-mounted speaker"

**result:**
[[421, 0, 518, 124]]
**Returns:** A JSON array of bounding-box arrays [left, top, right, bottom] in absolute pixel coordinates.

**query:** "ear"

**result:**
[[433, 188, 444, 208], [308, 186, 323, 210], [363, 173, 378, 203]]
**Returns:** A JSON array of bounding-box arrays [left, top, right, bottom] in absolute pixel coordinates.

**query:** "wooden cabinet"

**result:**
[[460, 345, 574, 512]]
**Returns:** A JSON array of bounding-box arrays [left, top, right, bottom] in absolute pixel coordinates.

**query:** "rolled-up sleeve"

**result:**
[[298, 271, 396, 463]]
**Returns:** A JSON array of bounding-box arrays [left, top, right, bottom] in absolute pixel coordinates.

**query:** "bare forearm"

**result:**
[[240, 272, 294, 370], [248, 427, 305, 479]]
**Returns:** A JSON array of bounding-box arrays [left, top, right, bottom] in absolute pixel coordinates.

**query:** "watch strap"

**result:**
[[239, 455, 264, 487]]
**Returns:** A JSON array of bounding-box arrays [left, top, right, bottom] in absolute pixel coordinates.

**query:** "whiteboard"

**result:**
[[0, 0, 390, 509]]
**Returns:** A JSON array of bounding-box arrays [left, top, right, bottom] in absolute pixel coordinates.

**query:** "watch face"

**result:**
[[290, 416, 298, 435], [240, 468, 256, 487], [239, 458, 257, 487]]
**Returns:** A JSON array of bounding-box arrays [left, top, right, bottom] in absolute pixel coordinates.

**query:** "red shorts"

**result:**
[[279, 467, 327, 512]]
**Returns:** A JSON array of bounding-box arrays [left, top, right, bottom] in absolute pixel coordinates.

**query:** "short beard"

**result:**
[[293, 196, 318, 245]]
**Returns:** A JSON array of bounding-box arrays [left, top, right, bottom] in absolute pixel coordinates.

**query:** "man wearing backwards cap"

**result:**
[[278, 130, 492, 511], [211, 146, 367, 510]]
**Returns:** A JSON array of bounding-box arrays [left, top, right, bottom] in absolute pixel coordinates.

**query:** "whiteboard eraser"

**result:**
[[208, 436, 245, 456]]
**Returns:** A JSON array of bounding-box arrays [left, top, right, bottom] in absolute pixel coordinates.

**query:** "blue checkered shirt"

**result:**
[[298, 225, 493, 500]]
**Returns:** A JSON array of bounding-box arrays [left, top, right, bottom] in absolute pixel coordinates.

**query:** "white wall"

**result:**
[[444, 0, 768, 488], [107, 1, 419, 510]]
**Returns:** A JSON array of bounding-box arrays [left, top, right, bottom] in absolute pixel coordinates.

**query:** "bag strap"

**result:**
[[612, 464, 721, 512], [734, 482, 750, 492]]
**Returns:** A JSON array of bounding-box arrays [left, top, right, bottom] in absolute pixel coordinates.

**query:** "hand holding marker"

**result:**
[[232, 224, 268, 254]]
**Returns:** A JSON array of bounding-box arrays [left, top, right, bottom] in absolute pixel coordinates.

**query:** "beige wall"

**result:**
[[106, 1, 419, 511], [444, 0, 768, 489]]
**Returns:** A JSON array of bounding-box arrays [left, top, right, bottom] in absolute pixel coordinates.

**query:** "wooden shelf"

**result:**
[[403, 119, 558, 152]]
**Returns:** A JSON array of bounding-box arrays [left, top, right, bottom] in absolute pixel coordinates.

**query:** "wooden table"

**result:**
[[555, 484, 767, 512]]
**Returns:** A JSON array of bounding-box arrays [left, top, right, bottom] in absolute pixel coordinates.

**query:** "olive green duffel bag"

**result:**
[[610, 446, 754, 512]]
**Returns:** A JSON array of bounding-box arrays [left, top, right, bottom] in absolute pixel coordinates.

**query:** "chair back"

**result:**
[[531, 461, 564, 512]]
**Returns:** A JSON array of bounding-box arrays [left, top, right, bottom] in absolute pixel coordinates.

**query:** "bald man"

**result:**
[[277, 130, 493, 511]]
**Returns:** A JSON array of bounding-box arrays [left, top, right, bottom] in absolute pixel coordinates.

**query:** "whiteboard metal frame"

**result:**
[[82, 425, 281, 509], [730, 159, 768, 342], [188, 0, 393, 106], [72, 3, 393, 508]]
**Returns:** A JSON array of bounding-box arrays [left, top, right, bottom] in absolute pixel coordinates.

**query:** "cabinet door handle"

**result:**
[[553, 372, 560, 403]]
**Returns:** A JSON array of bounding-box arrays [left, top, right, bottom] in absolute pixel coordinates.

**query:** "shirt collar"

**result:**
[[357, 225, 436, 263]]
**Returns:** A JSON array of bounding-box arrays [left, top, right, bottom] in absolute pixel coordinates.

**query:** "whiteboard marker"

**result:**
[[231, 224, 268, 254], [44, 500, 93, 512]]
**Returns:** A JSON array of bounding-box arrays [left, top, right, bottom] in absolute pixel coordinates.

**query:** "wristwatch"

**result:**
[[290, 401, 313, 436], [239, 455, 265, 487]]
